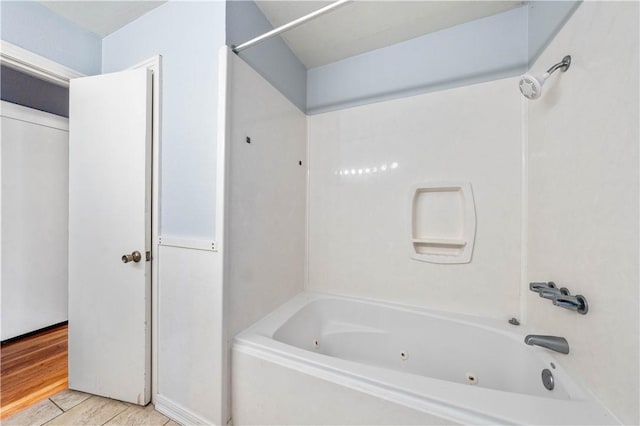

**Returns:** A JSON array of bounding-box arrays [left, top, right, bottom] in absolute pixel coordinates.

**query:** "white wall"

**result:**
[[525, 2, 639, 424], [155, 244, 223, 425], [222, 50, 307, 424], [225, 52, 307, 338], [307, 78, 523, 319], [1, 102, 69, 340]]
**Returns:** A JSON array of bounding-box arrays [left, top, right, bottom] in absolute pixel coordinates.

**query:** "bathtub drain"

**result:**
[[542, 369, 554, 390]]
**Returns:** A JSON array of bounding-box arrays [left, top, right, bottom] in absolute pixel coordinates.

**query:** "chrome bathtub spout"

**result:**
[[524, 335, 570, 354]]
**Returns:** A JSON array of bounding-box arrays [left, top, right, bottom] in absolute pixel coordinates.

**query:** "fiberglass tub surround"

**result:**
[[233, 292, 617, 425]]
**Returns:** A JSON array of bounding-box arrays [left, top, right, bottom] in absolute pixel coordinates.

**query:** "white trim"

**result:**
[[130, 56, 162, 73], [0, 40, 84, 87], [215, 49, 230, 253], [158, 236, 216, 252], [519, 97, 529, 325], [0, 101, 68, 131], [304, 99, 311, 290], [215, 47, 232, 426], [155, 394, 212, 426], [129, 56, 162, 405]]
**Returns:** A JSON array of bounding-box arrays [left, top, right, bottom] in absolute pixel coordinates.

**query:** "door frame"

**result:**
[[1, 40, 162, 403], [0, 40, 85, 85], [129, 55, 162, 404]]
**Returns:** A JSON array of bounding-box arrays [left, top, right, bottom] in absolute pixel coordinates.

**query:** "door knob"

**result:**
[[122, 251, 142, 263]]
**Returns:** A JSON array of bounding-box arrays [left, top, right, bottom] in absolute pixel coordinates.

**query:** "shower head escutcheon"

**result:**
[[519, 55, 571, 100]]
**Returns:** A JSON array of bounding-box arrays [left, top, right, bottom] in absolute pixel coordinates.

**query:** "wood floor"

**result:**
[[0, 324, 69, 420]]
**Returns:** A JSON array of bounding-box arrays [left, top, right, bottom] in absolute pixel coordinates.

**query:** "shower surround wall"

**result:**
[[221, 2, 638, 424], [525, 2, 639, 423], [225, 51, 307, 339], [307, 78, 523, 318], [303, 3, 638, 424], [222, 49, 307, 422]]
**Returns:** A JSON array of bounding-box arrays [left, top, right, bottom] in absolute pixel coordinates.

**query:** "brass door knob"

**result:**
[[122, 251, 142, 263]]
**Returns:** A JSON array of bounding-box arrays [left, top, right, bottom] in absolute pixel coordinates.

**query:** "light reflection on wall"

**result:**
[[334, 162, 399, 177]]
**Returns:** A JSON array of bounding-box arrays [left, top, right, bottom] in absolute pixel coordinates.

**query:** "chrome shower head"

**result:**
[[519, 55, 571, 100]]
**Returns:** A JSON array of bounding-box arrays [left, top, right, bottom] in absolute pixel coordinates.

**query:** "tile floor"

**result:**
[[3, 389, 178, 426]]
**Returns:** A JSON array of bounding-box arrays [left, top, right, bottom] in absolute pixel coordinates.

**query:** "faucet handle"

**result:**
[[553, 294, 589, 315], [539, 287, 570, 300], [529, 281, 556, 293]]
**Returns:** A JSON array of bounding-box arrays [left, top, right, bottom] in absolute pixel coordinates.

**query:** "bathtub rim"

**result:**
[[233, 291, 619, 425], [238, 290, 546, 343], [234, 336, 618, 425]]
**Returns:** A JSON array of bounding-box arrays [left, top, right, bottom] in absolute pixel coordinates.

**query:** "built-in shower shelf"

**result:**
[[410, 182, 476, 264], [411, 238, 467, 247]]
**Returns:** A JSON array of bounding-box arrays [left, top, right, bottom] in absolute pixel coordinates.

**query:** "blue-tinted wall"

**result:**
[[307, 6, 528, 114], [528, 1, 582, 67], [0, 1, 101, 75], [306, 1, 580, 114], [102, 1, 226, 240], [226, 0, 306, 112]]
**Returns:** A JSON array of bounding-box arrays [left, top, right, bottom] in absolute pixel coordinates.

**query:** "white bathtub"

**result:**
[[232, 292, 617, 425]]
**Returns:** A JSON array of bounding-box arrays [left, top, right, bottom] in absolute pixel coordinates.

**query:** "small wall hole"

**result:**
[[299, 160, 302, 166], [246, 136, 251, 144], [466, 373, 478, 384]]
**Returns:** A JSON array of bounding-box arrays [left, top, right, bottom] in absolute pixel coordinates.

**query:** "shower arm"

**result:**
[[545, 55, 572, 75]]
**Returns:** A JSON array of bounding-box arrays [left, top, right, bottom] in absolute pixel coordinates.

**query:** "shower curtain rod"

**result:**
[[232, 0, 352, 54]]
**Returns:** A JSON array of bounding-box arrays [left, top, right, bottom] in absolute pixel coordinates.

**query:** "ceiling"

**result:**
[[39, 1, 523, 67], [255, 1, 524, 68], [40, 1, 166, 37]]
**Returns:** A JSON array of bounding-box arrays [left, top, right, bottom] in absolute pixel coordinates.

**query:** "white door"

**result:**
[[68, 68, 152, 405]]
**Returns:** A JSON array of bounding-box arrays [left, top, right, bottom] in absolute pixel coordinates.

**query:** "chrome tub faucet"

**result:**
[[524, 335, 570, 354], [553, 294, 589, 314], [529, 281, 589, 315]]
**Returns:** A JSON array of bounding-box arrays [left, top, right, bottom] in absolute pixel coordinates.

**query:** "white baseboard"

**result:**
[[155, 394, 212, 426]]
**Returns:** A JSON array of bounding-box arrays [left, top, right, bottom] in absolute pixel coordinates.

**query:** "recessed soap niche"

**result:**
[[410, 182, 476, 264]]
